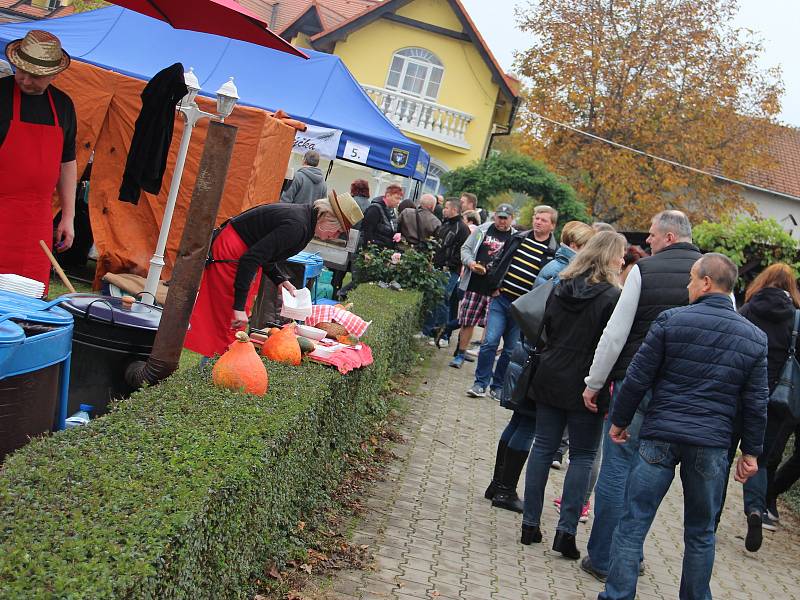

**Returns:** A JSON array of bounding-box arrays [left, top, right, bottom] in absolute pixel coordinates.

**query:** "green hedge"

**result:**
[[0, 285, 422, 599]]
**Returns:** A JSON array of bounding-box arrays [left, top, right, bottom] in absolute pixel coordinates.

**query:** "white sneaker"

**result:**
[[466, 347, 480, 358]]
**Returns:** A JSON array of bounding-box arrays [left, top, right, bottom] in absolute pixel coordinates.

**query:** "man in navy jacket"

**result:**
[[599, 253, 768, 600]]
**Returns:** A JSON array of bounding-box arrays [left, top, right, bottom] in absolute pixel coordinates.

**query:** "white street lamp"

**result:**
[[142, 69, 240, 305]]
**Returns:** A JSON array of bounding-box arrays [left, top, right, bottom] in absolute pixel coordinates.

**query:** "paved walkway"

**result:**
[[328, 347, 800, 599]]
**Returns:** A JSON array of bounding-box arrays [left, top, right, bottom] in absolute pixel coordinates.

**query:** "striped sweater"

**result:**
[[500, 236, 552, 300]]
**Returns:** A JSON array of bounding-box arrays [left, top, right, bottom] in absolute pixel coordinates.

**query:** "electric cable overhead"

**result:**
[[531, 112, 800, 202]]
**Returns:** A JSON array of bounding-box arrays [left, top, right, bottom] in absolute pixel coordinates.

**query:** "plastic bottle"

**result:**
[[65, 404, 94, 429]]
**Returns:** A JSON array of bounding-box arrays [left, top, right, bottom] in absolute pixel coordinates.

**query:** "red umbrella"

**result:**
[[108, 0, 307, 58]]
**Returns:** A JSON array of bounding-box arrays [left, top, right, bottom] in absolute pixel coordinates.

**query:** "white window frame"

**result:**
[[422, 160, 448, 196], [385, 48, 444, 102]]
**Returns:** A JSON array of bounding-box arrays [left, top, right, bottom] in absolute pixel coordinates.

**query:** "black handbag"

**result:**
[[769, 309, 800, 420], [510, 279, 554, 345], [508, 350, 540, 411]]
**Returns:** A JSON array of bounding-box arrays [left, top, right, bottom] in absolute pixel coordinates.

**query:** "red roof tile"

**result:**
[[747, 125, 800, 199], [234, 0, 378, 34]]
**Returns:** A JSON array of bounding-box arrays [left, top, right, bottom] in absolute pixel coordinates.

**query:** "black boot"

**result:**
[[553, 531, 581, 560], [484, 439, 508, 499], [491, 447, 529, 513], [520, 525, 542, 545]]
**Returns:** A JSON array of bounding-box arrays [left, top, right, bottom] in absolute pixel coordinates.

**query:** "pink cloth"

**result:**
[[308, 343, 374, 374], [305, 305, 371, 337]]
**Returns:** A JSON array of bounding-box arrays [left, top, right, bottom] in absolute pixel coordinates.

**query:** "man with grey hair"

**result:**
[[598, 252, 767, 599], [580, 209, 702, 581], [280, 150, 327, 205], [398, 193, 441, 246]]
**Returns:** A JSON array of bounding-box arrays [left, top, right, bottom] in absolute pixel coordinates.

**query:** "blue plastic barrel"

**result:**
[[0, 291, 74, 461]]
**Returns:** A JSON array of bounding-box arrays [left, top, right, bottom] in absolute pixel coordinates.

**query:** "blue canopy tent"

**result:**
[[0, 6, 429, 181]]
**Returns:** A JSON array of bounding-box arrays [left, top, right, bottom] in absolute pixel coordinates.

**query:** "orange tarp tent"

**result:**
[[52, 61, 296, 286]]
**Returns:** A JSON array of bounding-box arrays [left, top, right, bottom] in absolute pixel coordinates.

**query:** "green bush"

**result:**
[[0, 285, 422, 599], [694, 217, 800, 292], [355, 245, 448, 308], [440, 152, 589, 227]]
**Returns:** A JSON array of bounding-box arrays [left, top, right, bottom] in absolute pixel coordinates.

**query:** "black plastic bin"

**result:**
[[60, 294, 162, 417]]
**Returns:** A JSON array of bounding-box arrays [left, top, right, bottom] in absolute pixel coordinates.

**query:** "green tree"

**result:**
[[440, 152, 588, 228], [70, 0, 108, 12], [513, 0, 783, 229], [694, 217, 799, 292]]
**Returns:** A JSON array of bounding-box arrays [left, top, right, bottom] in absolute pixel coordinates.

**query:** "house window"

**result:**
[[385, 48, 444, 101], [422, 162, 447, 196]]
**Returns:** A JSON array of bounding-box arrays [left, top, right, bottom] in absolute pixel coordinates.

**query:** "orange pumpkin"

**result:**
[[212, 331, 269, 395], [261, 323, 302, 366]]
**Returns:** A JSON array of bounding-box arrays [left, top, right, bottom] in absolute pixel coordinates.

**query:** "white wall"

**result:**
[[744, 188, 800, 238]]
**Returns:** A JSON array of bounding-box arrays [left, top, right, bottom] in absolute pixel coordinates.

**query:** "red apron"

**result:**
[[0, 82, 63, 294], [184, 225, 262, 358]]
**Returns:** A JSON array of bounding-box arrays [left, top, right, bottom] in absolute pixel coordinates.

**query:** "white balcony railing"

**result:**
[[363, 85, 473, 150]]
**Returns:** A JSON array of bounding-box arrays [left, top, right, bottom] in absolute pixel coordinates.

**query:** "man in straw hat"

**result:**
[[0, 30, 76, 292], [184, 192, 363, 358]]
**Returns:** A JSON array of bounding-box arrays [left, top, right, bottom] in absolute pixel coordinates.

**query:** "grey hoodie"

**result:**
[[280, 166, 327, 205]]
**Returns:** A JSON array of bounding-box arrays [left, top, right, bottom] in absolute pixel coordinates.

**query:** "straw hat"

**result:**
[[329, 190, 363, 232], [5, 30, 70, 77]]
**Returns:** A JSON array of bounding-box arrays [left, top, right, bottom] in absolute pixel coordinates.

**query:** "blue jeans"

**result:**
[[473, 295, 520, 391], [718, 404, 784, 522], [523, 404, 603, 536], [499, 411, 537, 452], [423, 271, 460, 336], [600, 440, 728, 600], [586, 383, 649, 575]]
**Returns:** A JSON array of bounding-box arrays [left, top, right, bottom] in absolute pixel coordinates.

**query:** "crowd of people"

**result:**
[[4, 28, 798, 597], [360, 191, 800, 599]]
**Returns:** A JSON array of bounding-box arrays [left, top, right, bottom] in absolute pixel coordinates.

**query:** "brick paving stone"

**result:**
[[320, 348, 800, 599]]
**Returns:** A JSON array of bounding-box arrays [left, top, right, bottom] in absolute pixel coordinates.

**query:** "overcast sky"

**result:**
[[461, 0, 799, 127]]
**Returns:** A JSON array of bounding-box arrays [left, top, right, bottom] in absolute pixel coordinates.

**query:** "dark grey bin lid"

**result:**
[[59, 294, 162, 331]]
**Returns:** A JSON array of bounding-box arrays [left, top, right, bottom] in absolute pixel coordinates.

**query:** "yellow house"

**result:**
[[242, 0, 519, 196]]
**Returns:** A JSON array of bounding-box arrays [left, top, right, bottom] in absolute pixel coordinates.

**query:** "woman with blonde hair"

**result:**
[[535, 221, 596, 286], [721, 262, 800, 549], [487, 220, 595, 513], [520, 231, 627, 557]]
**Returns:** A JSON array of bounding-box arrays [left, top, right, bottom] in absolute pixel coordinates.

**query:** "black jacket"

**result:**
[[227, 203, 317, 311], [433, 216, 470, 271], [530, 274, 621, 413], [740, 287, 799, 392], [359, 197, 397, 248], [612, 294, 768, 455], [119, 63, 188, 204], [609, 242, 701, 381], [484, 230, 557, 290]]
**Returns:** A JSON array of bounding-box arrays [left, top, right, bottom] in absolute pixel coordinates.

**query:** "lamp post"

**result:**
[[142, 68, 239, 305]]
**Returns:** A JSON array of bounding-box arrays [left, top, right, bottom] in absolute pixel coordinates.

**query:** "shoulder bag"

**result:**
[[769, 309, 800, 421], [510, 279, 554, 346]]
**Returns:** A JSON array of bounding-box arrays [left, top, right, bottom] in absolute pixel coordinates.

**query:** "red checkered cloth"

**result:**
[[458, 290, 490, 327], [305, 305, 371, 337], [308, 343, 374, 374]]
